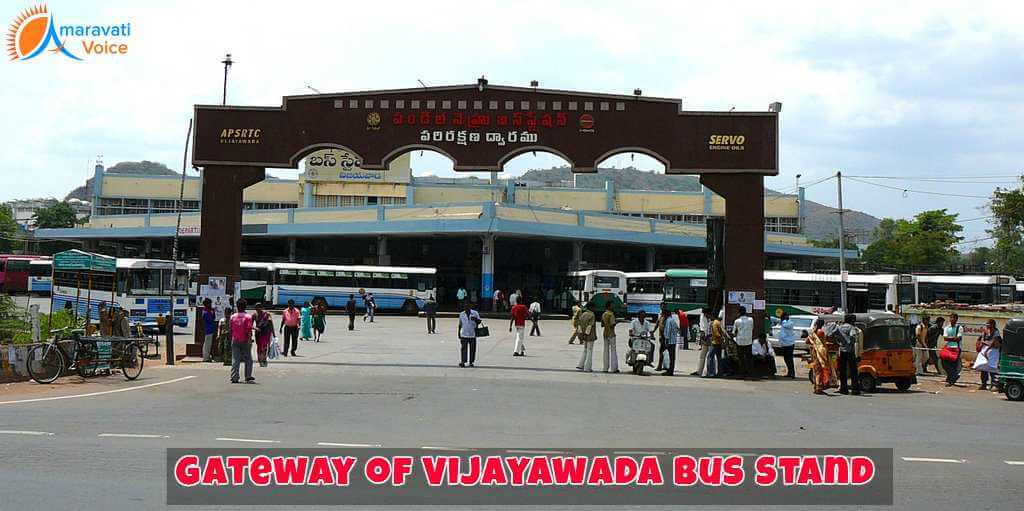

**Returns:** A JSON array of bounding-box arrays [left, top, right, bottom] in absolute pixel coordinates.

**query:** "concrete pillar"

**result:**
[[571, 241, 583, 271], [377, 235, 390, 266], [481, 234, 494, 299], [605, 179, 615, 212], [703, 186, 713, 216], [288, 237, 297, 262], [143, 239, 152, 258], [505, 179, 516, 204], [797, 186, 806, 233], [303, 182, 314, 208], [645, 247, 655, 271], [700, 173, 766, 338], [91, 163, 104, 218]]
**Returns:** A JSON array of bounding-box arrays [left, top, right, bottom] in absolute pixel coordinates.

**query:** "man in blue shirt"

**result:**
[[201, 298, 218, 362], [777, 312, 798, 378]]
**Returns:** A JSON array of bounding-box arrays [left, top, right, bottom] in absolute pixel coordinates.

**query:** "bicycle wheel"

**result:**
[[121, 342, 144, 381], [26, 344, 66, 384]]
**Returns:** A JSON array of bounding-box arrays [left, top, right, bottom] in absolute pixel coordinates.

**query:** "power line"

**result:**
[[845, 174, 1021, 180], [844, 176, 991, 199]]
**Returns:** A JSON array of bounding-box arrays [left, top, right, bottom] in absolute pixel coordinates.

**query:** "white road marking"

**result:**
[[216, 437, 280, 444], [614, 451, 667, 455], [98, 433, 170, 439], [0, 430, 54, 436], [506, 449, 566, 455], [707, 452, 759, 457], [1004, 461, 1024, 466], [901, 457, 965, 464], [317, 442, 382, 448], [0, 376, 197, 405], [421, 446, 472, 451]]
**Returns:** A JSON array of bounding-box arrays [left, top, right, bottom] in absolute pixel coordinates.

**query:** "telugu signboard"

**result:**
[[192, 83, 778, 174]]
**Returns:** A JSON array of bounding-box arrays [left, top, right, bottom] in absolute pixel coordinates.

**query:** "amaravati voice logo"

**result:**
[[7, 4, 132, 61], [6, 5, 79, 60]]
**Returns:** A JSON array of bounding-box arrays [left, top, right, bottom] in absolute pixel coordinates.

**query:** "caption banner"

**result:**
[[167, 448, 893, 506]]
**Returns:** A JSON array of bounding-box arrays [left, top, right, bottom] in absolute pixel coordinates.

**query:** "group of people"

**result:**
[[915, 314, 1002, 390], [567, 301, 690, 375], [690, 308, 788, 381]]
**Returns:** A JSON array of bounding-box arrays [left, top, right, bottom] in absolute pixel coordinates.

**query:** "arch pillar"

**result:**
[[700, 173, 766, 337]]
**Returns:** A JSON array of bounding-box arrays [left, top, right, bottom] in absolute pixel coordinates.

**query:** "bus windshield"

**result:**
[[123, 269, 188, 295], [594, 276, 620, 289]]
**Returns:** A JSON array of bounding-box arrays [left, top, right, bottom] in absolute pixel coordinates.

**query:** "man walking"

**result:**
[[677, 309, 690, 350], [279, 299, 300, 358], [363, 293, 376, 322], [733, 310, 754, 379], [836, 314, 863, 395], [568, 301, 582, 344], [493, 289, 503, 313], [704, 310, 725, 378], [201, 298, 218, 362], [458, 302, 481, 367], [509, 298, 528, 356], [424, 295, 437, 334], [345, 294, 357, 331], [661, 308, 680, 376], [576, 302, 597, 372], [776, 312, 797, 378], [692, 308, 712, 376], [229, 299, 255, 384], [601, 301, 619, 373], [528, 298, 542, 336], [915, 316, 931, 375], [457, 287, 468, 310]]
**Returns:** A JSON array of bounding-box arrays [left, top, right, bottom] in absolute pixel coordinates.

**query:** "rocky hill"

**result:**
[[64, 161, 178, 201]]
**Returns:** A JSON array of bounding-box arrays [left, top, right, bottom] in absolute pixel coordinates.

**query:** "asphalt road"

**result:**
[[1, 315, 1021, 510]]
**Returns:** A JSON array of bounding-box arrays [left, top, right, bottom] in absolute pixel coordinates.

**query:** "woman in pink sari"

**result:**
[[253, 302, 275, 367]]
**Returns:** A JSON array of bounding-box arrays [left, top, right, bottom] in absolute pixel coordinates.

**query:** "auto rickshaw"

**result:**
[[853, 313, 917, 392], [998, 318, 1024, 401]]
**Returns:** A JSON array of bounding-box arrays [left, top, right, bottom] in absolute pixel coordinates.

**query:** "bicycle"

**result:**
[[26, 329, 145, 384]]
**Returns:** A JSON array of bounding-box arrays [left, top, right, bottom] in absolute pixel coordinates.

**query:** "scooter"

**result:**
[[626, 331, 655, 375]]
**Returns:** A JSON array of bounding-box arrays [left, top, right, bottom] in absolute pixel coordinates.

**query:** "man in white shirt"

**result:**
[[629, 310, 655, 367], [457, 302, 482, 368], [733, 310, 754, 379], [692, 308, 712, 376], [528, 300, 542, 336], [751, 334, 777, 378]]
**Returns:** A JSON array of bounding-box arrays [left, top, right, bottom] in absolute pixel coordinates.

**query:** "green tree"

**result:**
[[861, 210, 963, 271], [0, 206, 23, 253], [32, 202, 78, 229], [988, 177, 1024, 275]]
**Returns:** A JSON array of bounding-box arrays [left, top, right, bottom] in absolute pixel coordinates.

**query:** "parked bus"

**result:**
[[663, 269, 916, 316], [1017, 283, 1024, 303], [563, 270, 627, 316], [913, 274, 1017, 305], [271, 263, 436, 314], [626, 271, 665, 315], [0, 254, 46, 293], [28, 259, 52, 295], [53, 258, 190, 328]]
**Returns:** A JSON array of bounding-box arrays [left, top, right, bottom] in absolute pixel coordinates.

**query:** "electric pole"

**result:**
[[836, 171, 848, 313], [221, 53, 233, 105]]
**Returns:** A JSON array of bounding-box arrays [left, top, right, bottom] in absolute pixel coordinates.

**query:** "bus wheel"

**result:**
[[401, 300, 419, 315]]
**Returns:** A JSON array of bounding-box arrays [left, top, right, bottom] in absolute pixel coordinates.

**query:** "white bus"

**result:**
[[626, 271, 665, 316], [913, 274, 1017, 305], [53, 258, 190, 329], [271, 263, 437, 313], [28, 259, 52, 295], [563, 270, 628, 315]]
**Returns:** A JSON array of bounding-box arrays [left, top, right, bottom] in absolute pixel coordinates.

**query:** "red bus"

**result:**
[[0, 255, 46, 293]]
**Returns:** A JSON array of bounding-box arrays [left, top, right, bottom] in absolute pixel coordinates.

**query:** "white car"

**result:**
[[767, 315, 820, 351]]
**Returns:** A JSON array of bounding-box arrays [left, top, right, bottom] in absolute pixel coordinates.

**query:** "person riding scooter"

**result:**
[[627, 310, 656, 374]]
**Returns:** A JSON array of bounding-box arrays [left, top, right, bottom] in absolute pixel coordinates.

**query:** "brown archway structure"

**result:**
[[192, 81, 778, 333]]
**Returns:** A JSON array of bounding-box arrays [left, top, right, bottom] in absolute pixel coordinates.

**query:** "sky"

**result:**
[[2, 0, 1023, 245]]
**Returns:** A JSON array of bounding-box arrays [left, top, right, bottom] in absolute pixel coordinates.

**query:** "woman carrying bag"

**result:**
[[974, 319, 1002, 391], [253, 303, 275, 368]]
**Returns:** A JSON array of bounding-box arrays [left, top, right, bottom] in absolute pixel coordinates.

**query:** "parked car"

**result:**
[[768, 315, 821, 351]]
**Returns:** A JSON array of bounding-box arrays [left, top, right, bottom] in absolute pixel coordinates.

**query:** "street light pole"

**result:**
[[221, 53, 233, 105], [836, 170, 848, 313]]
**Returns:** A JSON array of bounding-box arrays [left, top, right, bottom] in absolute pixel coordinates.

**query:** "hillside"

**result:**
[[65, 161, 178, 201], [801, 200, 880, 244]]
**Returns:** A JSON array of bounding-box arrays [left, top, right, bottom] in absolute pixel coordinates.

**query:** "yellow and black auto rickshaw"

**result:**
[[853, 312, 917, 392]]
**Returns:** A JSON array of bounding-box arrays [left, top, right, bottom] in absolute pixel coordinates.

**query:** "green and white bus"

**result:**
[[564, 270, 628, 316], [663, 269, 916, 317]]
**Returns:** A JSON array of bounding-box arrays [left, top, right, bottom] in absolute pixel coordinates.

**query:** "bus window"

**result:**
[[161, 269, 189, 294], [371, 272, 391, 289], [594, 276, 620, 289], [240, 267, 268, 282], [335, 271, 357, 288], [128, 270, 161, 295]]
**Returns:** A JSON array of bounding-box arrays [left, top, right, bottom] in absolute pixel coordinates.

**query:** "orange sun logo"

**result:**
[[7, 5, 50, 60]]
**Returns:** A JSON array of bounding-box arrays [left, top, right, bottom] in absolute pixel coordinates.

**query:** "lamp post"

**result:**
[[221, 53, 233, 105]]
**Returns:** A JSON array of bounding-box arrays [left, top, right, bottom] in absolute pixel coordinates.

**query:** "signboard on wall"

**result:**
[[303, 149, 411, 183]]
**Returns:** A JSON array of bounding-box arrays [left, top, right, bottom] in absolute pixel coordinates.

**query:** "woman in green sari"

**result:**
[[300, 301, 313, 341], [313, 303, 326, 342]]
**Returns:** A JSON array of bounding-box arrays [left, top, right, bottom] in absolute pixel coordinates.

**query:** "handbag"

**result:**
[[268, 335, 280, 360], [972, 348, 989, 371], [475, 324, 490, 338], [939, 345, 960, 363]]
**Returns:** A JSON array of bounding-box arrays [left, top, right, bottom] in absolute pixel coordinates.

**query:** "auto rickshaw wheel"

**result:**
[[895, 378, 913, 391], [1005, 381, 1024, 402], [858, 373, 877, 393]]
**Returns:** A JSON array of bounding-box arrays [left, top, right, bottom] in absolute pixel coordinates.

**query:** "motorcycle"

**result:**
[[626, 331, 655, 375]]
